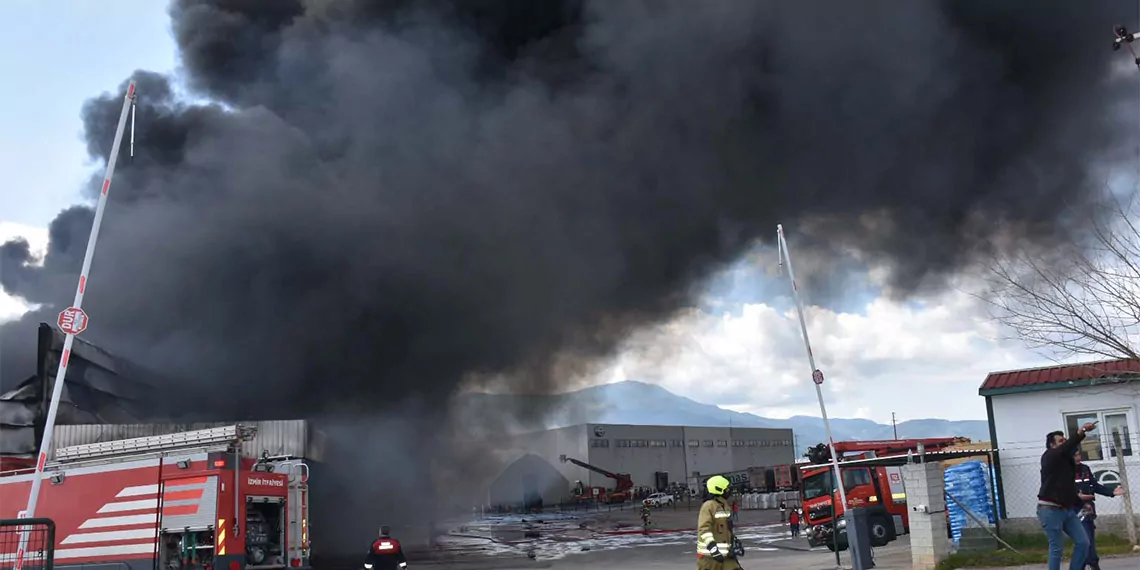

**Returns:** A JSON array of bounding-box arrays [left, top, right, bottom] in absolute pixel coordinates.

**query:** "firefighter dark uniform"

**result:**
[[696, 475, 743, 570], [365, 526, 407, 570], [1074, 450, 1127, 570]]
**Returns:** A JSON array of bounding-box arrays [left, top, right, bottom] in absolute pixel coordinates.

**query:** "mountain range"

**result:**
[[458, 380, 989, 451]]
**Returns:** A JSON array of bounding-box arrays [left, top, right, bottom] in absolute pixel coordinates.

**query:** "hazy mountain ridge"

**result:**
[[457, 381, 989, 451]]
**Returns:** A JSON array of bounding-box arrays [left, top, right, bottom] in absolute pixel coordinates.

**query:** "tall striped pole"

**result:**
[[14, 80, 137, 570], [777, 224, 851, 567]]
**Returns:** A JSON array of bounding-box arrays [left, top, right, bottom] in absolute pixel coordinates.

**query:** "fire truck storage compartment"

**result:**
[[247, 496, 286, 567], [160, 529, 216, 570]]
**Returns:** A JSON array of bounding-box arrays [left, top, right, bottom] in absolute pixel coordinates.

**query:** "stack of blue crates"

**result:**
[[943, 461, 996, 545]]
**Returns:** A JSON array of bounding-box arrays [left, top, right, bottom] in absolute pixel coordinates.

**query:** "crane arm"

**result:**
[[560, 455, 619, 478], [559, 455, 632, 489]]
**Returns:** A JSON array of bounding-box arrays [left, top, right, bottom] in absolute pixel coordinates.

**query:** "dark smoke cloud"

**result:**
[[4, 0, 1138, 406], [1, 0, 1138, 531]]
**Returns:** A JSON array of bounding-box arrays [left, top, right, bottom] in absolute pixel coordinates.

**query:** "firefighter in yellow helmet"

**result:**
[[696, 475, 744, 570]]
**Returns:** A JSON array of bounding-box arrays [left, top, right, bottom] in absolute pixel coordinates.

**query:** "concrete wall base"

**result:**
[[1002, 514, 1140, 539]]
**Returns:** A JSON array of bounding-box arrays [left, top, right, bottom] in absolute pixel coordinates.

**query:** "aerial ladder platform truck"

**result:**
[[0, 425, 311, 570], [559, 455, 634, 504], [798, 437, 963, 551]]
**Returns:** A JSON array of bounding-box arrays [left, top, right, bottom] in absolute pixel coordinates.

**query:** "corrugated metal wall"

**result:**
[[51, 420, 323, 461]]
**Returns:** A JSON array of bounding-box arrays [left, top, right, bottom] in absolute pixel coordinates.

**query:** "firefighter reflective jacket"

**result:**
[[696, 496, 742, 570], [365, 536, 408, 570]]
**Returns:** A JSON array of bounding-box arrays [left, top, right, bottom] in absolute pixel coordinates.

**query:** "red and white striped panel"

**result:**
[[56, 478, 213, 560]]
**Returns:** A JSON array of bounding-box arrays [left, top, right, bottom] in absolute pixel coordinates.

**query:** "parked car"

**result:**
[[646, 492, 675, 507]]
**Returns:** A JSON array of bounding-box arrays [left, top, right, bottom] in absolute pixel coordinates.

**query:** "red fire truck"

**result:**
[[560, 455, 633, 504], [798, 438, 961, 551], [0, 425, 311, 570]]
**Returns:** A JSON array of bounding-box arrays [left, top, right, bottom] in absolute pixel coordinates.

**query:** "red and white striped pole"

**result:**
[[776, 224, 851, 564], [14, 80, 136, 570]]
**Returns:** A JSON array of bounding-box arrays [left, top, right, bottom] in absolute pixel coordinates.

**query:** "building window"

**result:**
[[590, 439, 610, 448], [1064, 409, 1135, 461], [1104, 413, 1134, 457], [688, 440, 700, 447], [702, 440, 714, 447], [670, 439, 684, 447], [716, 440, 728, 447], [746, 440, 758, 447], [732, 439, 746, 447], [616, 439, 630, 448], [650, 439, 668, 448]]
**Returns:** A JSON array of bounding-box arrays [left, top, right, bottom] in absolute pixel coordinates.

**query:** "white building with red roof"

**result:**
[[979, 359, 1140, 529]]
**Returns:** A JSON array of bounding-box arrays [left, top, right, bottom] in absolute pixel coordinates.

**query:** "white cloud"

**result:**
[[0, 221, 49, 323], [600, 279, 1054, 423]]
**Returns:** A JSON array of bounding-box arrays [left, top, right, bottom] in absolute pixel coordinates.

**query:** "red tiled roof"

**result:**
[[979, 358, 1140, 393]]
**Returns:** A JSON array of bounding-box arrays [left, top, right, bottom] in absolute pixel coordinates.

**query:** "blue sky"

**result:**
[[0, 2, 1055, 424], [0, 1, 175, 227]]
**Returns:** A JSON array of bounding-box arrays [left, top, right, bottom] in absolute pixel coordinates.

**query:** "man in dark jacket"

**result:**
[[365, 526, 408, 570], [1037, 423, 1095, 570], [1073, 449, 1127, 570]]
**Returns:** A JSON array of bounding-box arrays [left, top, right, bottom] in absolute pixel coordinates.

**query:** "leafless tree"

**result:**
[[982, 197, 1140, 361]]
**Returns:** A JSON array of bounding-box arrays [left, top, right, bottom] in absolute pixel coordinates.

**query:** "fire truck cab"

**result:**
[[798, 438, 960, 551], [0, 425, 311, 570]]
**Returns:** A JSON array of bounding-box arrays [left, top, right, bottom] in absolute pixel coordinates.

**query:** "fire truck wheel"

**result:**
[[868, 516, 891, 547]]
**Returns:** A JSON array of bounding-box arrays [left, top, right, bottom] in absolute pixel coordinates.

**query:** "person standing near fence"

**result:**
[[779, 500, 787, 522], [1073, 448, 1127, 570], [1037, 424, 1095, 570]]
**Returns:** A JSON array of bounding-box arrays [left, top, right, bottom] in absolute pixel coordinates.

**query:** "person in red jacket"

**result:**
[[789, 508, 801, 538], [365, 526, 408, 570]]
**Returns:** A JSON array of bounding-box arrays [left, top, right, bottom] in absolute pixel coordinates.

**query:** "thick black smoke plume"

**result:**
[[6, 0, 1138, 400], [1, 1, 1138, 535]]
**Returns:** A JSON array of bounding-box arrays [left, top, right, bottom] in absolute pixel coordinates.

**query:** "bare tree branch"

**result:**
[[980, 194, 1140, 363]]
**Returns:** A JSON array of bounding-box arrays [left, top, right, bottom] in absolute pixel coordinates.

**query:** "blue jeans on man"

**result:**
[[1036, 505, 1089, 570]]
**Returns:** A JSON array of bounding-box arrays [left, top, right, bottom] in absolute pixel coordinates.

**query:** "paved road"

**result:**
[[412, 533, 1140, 570], [414, 535, 912, 569]]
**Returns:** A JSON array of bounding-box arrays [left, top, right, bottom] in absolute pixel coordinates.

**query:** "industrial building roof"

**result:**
[[978, 358, 1140, 396]]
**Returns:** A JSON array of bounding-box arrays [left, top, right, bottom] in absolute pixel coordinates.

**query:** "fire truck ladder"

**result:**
[[54, 425, 258, 462]]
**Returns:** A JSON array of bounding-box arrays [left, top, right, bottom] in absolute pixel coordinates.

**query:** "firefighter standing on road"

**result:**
[[696, 475, 743, 570], [365, 526, 408, 570]]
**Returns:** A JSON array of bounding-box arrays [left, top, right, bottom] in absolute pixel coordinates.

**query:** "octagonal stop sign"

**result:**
[[57, 307, 89, 336]]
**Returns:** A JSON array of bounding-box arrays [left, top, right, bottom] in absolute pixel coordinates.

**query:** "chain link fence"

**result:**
[[989, 430, 1140, 542]]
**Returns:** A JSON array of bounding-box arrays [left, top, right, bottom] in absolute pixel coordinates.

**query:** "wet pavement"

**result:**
[[408, 509, 1140, 570]]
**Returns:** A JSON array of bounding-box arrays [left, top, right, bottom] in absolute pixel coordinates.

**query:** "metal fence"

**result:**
[[985, 430, 1140, 543], [0, 518, 55, 570]]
